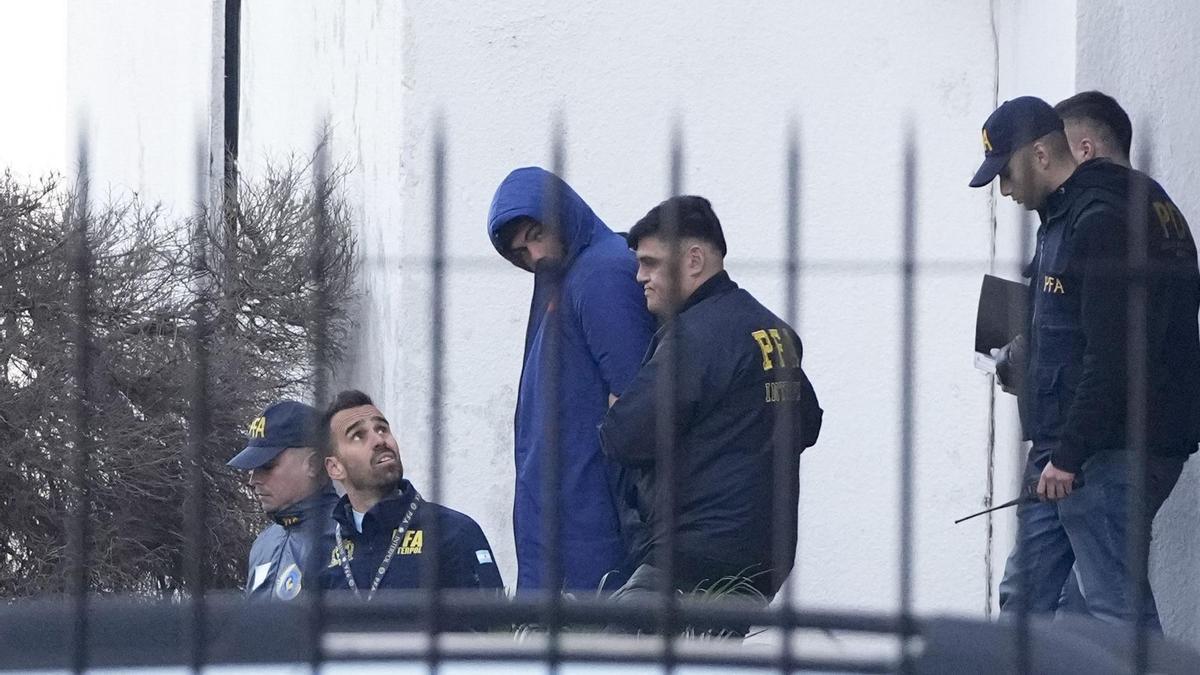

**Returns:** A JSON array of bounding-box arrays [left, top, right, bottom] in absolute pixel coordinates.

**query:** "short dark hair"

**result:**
[[1040, 129, 1075, 161], [1054, 91, 1133, 158], [318, 389, 375, 457], [627, 195, 727, 256]]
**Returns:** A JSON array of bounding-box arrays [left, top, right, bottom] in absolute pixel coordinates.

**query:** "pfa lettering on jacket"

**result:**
[[751, 329, 800, 371]]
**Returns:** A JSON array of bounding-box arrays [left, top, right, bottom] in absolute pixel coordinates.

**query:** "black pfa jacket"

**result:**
[[1023, 159, 1200, 472], [244, 485, 339, 601], [599, 271, 822, 596]]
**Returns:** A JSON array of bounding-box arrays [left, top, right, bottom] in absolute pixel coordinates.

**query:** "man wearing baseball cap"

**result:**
[[970, 97, 1200, 629], [228, 400, 339, 601]]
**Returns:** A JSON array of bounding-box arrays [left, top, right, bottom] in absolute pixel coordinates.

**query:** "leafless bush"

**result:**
[[0, 158, 358, 597]]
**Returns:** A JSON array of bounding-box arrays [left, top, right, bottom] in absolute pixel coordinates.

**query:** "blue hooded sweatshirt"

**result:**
[[488, 167, 655, 593]]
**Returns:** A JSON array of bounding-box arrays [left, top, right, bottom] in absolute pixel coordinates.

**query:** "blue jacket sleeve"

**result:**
[[572, 267, 655, 396]]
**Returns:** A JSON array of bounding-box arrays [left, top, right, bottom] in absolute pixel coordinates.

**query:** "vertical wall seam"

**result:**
[[983, 0, 1001, 619]]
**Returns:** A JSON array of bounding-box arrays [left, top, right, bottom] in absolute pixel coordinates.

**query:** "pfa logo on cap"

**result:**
[[248, 416, 267, 439], [274, 563, 302, 600]]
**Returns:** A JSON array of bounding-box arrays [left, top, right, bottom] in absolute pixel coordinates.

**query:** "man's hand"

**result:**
[[992, 335, 1026, 395], [1037, 462, 1076, 501]]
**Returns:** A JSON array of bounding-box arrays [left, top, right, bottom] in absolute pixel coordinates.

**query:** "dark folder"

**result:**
[[975, 274, 1027, 356]]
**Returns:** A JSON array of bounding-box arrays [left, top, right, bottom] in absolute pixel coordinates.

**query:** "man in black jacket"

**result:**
[[970, 96, 1200, 629], [599, 196, 822, 603], [317, 390, 504, 601], [227, 400, 338, 601]]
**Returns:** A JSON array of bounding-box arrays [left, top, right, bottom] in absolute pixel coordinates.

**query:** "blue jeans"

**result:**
[[997, 449, 1185, 629]]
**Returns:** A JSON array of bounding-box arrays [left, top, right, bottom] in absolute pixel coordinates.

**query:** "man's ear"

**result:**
[[1032, 141, 1050, 169], [305, 450, 323, 480], [686, 243, 706, 277], [324, 454, 345, 482], [1078, 137, 1095, 161]]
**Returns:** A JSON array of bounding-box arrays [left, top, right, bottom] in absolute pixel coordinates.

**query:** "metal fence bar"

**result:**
[[223, 0, 241, 194], [424, 118, 448, 671], [68, 134, 93, 675], [184, 130, 213, 673], [898, 129, 917, 673], [653, 126, 685, 671], [539, 121, 567, 670], [321, 591, 912, 634], [772, 123, 802, 673], [1013, 207, 1033, 675], [308, 130, 333, 671], [1126, 136, 1153, 675]]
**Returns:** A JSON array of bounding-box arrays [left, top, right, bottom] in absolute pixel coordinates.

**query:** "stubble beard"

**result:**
[[346, 459, 403, 504]]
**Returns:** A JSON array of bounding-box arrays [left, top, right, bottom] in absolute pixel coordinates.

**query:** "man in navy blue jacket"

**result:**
[[487, 167, 656, 594], [317, 390, 504, 599], [600, 196, 822, 602]]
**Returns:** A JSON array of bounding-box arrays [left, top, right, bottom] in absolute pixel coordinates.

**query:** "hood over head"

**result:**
[[487, 167, 609, 269]]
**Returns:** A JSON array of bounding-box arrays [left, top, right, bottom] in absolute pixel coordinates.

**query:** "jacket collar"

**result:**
[[332, 479, 419, 536], [678, 270, 737, 315], [270, 483, 338, 528], [1042, 158, 1113, 220]]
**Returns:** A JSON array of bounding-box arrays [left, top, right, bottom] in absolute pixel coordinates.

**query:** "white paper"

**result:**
[[251, 562, 273, 590]]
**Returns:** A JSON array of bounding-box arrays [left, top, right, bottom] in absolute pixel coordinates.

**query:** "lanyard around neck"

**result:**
[[335, 491, 423, 601]]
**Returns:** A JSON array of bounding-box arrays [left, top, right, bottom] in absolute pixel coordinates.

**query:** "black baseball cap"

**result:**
[[969, 96, 1064, 188], [226, 400, 319, 470]]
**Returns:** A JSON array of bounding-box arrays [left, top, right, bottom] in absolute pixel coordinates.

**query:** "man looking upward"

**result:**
[[318, 390, 503, 597]]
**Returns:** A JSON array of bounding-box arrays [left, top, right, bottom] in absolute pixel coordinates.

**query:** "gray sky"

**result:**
[[0, 0, 67, 179]]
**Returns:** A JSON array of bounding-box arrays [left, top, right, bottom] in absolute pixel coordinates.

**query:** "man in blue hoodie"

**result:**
[[487, 167, 656, 594]]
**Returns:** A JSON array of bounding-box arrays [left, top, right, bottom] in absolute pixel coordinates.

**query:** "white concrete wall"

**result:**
[[1077, 0, 1200, 644], [52, 0, 1200, 641]]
